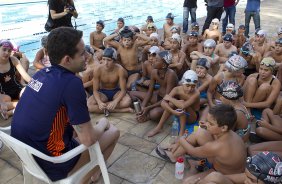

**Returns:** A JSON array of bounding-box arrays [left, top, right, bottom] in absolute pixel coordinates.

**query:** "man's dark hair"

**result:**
[[208, 104, 237, 130], [47, 27, 83, 65]]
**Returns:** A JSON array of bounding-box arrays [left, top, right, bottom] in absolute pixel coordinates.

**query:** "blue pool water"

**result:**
[[1, 0, 247, 63], [0, 0, 209, 63]]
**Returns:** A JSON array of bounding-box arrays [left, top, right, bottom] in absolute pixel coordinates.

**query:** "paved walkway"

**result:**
[[1, 0, 282, 183]]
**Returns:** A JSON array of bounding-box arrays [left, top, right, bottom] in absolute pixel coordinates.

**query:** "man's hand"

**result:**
[[107, 100, 118, 110]]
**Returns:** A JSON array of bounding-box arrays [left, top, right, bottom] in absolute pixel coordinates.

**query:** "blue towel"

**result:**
[[174, 113, 199, 135]]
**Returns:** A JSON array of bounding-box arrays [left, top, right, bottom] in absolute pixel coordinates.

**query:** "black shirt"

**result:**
[[48, 0, 75, 28], [183, 0, 197, 8]]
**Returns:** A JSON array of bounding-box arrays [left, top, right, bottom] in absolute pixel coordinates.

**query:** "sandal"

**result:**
[[155, 146, 175, 163]]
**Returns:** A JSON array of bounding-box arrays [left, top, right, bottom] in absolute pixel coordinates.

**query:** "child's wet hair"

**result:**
[[208, 104, 237, 130]]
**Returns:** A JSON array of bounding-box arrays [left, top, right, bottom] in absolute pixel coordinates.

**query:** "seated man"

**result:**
[[11, 28, 120, 183], [104, 26, 151, 90], [203, 18, 222, 44], [87, 47, 133, 115], [214, 34, 238, 65], [243, 57, 281, 118], [190, 39, 219, 75], [156, 104, 246, 179], [196, 152, 282, 184], [129, 50, 178, 123], [147, 70, 200, 137]]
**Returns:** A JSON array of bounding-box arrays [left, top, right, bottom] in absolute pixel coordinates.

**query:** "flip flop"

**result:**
[[155, 146, 175, 163]]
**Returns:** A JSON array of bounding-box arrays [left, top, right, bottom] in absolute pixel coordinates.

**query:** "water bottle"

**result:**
[[170, 120, 179, 144], [175, 157, 185, 180], [133, 101, 141, 113]]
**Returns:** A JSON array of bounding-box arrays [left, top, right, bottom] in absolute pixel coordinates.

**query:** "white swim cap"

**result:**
[[181, 70, 198, 84]]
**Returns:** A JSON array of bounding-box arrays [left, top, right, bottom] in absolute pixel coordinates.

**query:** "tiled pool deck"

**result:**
[[1, 0, 282, 183]]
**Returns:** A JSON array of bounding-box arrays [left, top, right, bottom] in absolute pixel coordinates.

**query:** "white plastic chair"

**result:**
[[0, 127, 110, 184]]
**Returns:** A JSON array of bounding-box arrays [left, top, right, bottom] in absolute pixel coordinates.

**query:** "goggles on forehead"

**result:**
[[260, 62, 275, 68], [240, 48, 250, 56], [184, 78, 198, 84], [148, 52, 157, 56], [0, 40, 15, 50]]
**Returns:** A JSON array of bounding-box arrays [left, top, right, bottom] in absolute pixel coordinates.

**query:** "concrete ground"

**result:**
[[1, 0, 281, 183]]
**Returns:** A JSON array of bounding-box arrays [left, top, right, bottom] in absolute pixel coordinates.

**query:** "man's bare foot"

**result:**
[[147, 128, 162, 137]]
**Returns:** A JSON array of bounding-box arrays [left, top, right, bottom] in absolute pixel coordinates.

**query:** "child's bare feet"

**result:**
[[147, 127, 162, 137]]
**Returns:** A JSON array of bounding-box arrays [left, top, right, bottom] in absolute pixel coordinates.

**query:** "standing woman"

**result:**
[[0, 40, 31, 119], [48, 0, 78, 29]]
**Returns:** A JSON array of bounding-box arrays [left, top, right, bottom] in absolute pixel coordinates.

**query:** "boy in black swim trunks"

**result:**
[[87, 47, 133, 115], [103, 26, 151, 90]]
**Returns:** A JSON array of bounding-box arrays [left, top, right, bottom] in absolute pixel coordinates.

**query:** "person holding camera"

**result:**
[[48, 0, 78, 29]]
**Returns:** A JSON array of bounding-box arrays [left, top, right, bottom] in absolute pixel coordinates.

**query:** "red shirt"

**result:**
[[224, 0, 235, 7]]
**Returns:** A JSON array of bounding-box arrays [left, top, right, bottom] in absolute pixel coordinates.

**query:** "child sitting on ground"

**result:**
[[156, 104, 246, 180], [147, 70, 200, 137]]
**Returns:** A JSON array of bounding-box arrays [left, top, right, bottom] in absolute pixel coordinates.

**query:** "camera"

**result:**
[[66, 5, 75, 12]]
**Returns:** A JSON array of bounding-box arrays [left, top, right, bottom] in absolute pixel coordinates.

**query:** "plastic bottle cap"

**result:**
[[177, 157, 184, 163]]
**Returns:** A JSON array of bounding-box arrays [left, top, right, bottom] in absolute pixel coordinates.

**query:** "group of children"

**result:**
[[1, 12, 282, 183]]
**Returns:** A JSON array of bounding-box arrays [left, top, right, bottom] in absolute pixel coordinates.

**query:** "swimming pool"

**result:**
[[0, 0, 246, 63]]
